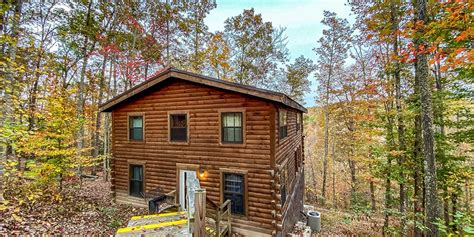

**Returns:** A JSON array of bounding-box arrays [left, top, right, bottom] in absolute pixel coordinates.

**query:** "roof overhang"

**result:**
[[99, 67, 307, 113]]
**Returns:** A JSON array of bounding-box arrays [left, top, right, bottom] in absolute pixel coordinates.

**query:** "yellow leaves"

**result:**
[[12, 213, 22, 222]]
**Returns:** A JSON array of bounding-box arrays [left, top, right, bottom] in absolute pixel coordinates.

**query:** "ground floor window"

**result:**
[[281, 166, 287, 205], [223, 173, 245, 215], [129, 164, 143, 197]]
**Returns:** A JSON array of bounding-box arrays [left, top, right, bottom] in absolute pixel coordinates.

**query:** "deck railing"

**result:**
[[206, 197, 232, 236]]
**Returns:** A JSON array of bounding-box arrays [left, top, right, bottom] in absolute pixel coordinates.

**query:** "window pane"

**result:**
[[223, 173, 244, 215], [234, 113, 241, 126], [129, 116, 143, 140], [132, 128, 143, 140], [222, 113, 243, 143], [171, 128, 187, 141], [227, 128, 235, 142], [279, 111, 287, 126], [132, 166, 143, 180], [170, 114, 187, 142], [171, 114, 186, 128], [129, 165, 143, 197], [234, 128, 242, 142], [132, 117, 143, 128], [223, 113, 242, 127]]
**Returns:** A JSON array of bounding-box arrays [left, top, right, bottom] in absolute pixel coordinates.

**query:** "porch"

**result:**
[[116, 188, 231, 237]]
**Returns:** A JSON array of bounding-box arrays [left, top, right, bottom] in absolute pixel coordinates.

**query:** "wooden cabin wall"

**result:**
[[110, 78, 275, 233], [274, 107, 305, 235]]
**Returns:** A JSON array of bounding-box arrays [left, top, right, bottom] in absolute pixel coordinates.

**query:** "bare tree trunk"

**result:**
[[370, 180, 376, 211], [434, 54, 449, 229], [383, 101, 396, 236], [413, 51, 424, 237], [390, 3, 407, 235], [322, 104, 329, 203], [332, 137, 336, 208], [451, 193, 457, 232], [166, 0, 170, 65], [76, 0, 94, 179], [91, 55, 108, 175], [383, 162, 391, 236], [414, 1, 439, 235]]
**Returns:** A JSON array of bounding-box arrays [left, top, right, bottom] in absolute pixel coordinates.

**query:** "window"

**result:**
[[279, 110, 288, 139], [296, 113, 301, 131], [170, 114, 187, 142], [280, 168, 287, 205], [129, 116, 143, 141], [223, 173, 245, 215], [129, 164, 143, 197], [221, 112, 243, 144], [294, 150, 298, 172]]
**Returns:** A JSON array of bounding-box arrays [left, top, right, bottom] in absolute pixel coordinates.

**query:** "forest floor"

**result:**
[[293, 204, 385, 236], [0, 176, 147, 235], [1, 176, 384, 236]]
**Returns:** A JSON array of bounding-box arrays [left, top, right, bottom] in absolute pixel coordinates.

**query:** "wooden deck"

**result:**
[[116, 211, 189, 236], [116, 191, 231, 237]]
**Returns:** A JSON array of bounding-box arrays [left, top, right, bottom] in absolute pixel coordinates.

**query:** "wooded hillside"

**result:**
[[305, 1, 473, 236]]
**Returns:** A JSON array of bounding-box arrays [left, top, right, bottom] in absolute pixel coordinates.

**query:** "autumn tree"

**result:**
[[313, 11, 352, 203], [224, 8, 288, 88], [204, 32, 233, 81], [283, 56, 313, 104]]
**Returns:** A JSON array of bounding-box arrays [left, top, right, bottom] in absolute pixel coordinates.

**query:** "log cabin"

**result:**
[[99, 67, 306, 236]]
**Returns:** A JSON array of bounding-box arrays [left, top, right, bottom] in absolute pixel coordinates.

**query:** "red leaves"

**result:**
[[454, 31, 468, 42]]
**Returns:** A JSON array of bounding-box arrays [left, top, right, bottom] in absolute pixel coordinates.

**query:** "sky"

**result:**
[[204, 0, 355, 107]]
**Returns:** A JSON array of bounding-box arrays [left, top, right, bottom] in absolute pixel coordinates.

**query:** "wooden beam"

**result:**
[[193, 188, 206, 237]]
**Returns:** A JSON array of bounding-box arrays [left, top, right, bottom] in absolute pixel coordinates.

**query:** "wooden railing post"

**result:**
[[226, 201, 231, 235], [193, 188, 206, 237], [216, 206, 221, 236]]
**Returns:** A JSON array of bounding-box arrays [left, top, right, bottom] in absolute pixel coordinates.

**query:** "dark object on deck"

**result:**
[[144, 187, 168, 214], [148, 195, 167, 213]]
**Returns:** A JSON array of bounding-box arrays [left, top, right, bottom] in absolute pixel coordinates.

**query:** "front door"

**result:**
[[179, 170, 197, 210]]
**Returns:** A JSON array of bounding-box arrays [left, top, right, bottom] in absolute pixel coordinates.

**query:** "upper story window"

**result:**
[[296, 113, 301, 131], [129, 116, 144, 141], [222, 112, 243, 144], [223, 173, 245, 215], [129, 164, 143, 197], [279, 110, 288, 139], [170, 114, 187, 142]]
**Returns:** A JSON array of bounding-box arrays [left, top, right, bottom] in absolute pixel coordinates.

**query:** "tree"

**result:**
[[413, 0, 439, 235], [224, 8, 288, 87], [186, 0, 216, 73], [204, 32, 233, 81], [313, 11, 352, 202], [284, 56, 313, 104], [0, 0, 23, 202]]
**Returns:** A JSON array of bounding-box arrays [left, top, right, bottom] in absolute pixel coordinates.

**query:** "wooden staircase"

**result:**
[[144, 188, 232, 237], [206, 197, 232, 237]]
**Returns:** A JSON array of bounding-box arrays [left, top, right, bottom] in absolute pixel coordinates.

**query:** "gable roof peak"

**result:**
[[99, 68, 307, 113]]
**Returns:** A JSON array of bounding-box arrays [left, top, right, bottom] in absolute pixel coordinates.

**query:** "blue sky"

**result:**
[[205, 0, 354, 107]]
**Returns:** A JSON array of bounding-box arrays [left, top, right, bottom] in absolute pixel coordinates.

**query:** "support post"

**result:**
[[194, 188, 206, 237]]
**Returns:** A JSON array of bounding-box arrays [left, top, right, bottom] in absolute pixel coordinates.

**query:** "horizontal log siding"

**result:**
[[274, 107, 304, 235], [111, 79, 273, 233]]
